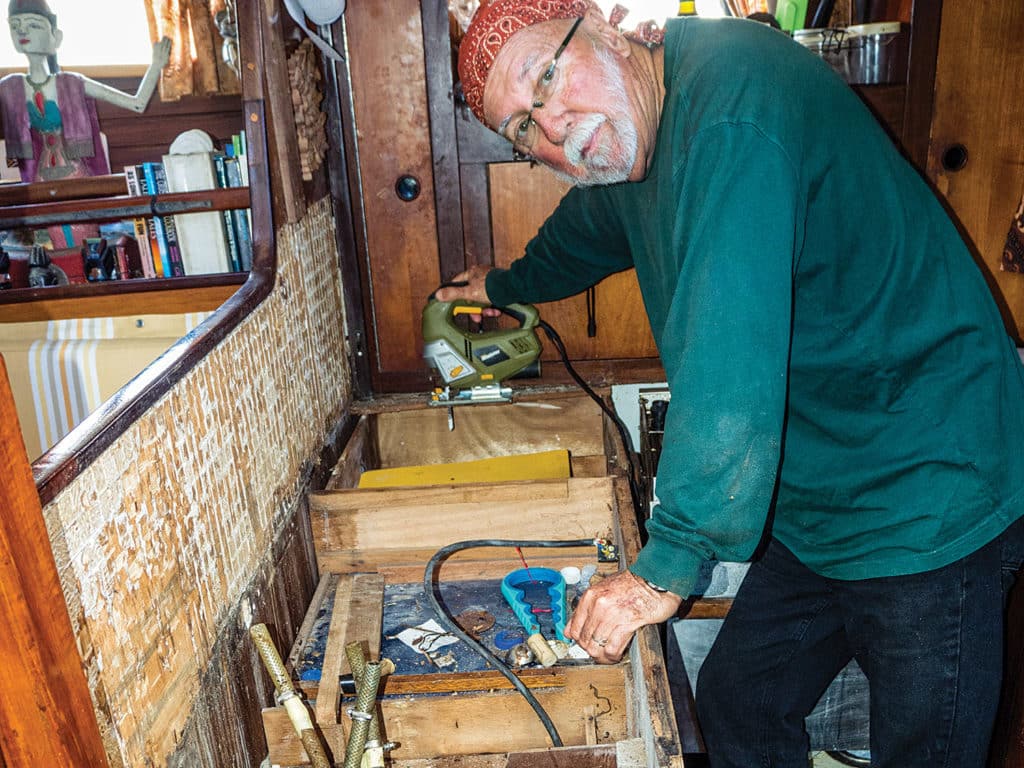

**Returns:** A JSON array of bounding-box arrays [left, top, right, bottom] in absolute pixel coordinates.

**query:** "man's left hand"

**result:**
[[565, 570, 682, 663]]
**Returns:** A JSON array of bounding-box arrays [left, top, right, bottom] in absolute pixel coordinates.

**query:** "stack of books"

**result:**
[[122, 132, 252, 278]]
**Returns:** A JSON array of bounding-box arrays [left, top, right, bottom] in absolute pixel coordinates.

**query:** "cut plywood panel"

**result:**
[[374, 395, 605, 467], [308, 477, 616, 575]]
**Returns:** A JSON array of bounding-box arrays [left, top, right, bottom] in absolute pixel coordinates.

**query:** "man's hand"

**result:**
[[434, 265, 494, 304], [566, 570, 682, 664]]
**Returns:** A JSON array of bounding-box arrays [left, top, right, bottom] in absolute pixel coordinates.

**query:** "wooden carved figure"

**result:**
[[0, 0, 171, 248]]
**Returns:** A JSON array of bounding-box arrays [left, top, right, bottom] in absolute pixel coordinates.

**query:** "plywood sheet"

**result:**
[[374, 394, 606, 467], [309, 477, 616, 568]]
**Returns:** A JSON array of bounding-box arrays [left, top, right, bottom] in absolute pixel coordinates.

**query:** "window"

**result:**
[[0, 0, 152, 70]]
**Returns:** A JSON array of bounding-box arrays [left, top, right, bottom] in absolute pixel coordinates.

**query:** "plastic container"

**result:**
[[794, 22, 908, 85], [774, 0, 808, 32]]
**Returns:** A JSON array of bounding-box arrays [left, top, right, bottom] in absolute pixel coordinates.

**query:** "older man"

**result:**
[[436, 2, 1024, 765]]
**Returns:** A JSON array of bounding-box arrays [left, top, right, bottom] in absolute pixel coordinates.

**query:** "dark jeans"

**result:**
[[695, 518, 1024, 768]]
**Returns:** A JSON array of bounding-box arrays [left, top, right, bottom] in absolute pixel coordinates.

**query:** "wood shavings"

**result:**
[[287, 38, 329, 181]]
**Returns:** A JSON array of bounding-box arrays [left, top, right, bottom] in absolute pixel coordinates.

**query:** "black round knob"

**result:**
[[395, 175, 421, 202], [941, 144, 968, 172]]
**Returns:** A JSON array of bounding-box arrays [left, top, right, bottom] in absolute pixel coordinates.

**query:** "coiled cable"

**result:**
[[423, 538, 594, 747]]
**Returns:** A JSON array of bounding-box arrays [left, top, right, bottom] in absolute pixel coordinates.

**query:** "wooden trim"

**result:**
[[902, 0, 942, 170], [0, 174, 129, 205], [460, 162, 494, 267], [0, 279, 244, 322], [31, 0, 276, 505], [331, 12, 381, 400], [370, 357, 665, 395], [422, 0, 466, 281], [322, 20, 372, 399], [260, 0, 306, 224], [0, 357, 110, 767], [0, 186, 250, 229]]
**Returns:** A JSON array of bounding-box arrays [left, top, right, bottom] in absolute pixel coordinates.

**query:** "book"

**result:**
[[231, 132, 251, 234], [222, 155, 252, 271], [123, 165, 156, 278], [161, 152, 231, 275], [213, 153, 242, 272], [141, 162, 186, 277], [133, 165, 167, 277]]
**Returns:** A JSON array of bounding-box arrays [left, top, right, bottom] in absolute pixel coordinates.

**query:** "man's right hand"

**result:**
[[433, 265, 494, 304]]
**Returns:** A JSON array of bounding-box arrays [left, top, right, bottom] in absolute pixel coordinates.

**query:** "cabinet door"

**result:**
[[344, 0, 443, 391], [926, 0, 1024, 341], [488, 162, 659, 364]]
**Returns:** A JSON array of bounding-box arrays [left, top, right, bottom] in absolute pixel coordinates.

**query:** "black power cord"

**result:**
[[423, 538, 595, 747], [535, 317, 647, 529]]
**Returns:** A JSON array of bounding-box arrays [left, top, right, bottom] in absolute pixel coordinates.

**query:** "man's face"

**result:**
[[8, 13, 59, 58], [482, 18, 642, 187]]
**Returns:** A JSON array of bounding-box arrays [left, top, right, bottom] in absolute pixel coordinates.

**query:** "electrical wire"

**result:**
[[423, 538, 595, 747], [536, 318, 647, 528]]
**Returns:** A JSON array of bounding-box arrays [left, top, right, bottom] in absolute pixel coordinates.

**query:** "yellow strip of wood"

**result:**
[[357, 449, 571, 488]]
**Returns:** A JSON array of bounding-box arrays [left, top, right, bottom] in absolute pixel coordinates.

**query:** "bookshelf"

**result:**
[[0, 172, 251, 322]]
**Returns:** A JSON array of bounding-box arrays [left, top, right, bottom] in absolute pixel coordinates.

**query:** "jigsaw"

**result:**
[[422, 297, 542, 427]]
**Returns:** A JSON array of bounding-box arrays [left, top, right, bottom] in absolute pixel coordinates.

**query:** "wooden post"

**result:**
[[0, 356, 109, 767]]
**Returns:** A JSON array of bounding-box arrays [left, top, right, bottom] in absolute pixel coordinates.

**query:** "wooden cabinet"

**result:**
[[261, 393, 684, 767], [924, 0, 1024, 342]]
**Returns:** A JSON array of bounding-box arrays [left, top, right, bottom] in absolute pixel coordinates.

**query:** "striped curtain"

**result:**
[[1, 313, 212, 459], [144, 0, 241, 101]]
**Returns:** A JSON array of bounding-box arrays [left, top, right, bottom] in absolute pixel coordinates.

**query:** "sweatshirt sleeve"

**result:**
[[486, 184, 635, 306], [629, 124, 800, 597]]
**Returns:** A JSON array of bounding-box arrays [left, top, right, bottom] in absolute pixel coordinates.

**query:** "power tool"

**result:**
[[422, 298, 542, 422]]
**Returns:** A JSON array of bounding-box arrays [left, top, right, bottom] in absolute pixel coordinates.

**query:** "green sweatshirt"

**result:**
[[485, 17, 1024, 598]]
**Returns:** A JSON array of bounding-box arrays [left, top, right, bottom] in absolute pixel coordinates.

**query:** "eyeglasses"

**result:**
[[510, 16, 584, 161]]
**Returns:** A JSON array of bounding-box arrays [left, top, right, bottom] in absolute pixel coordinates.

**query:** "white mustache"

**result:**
[[563, 114, 608, 167]]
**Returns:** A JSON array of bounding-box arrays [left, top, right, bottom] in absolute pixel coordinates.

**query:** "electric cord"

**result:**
[[536, 317, 647, 529], [423, 538, 595, 747]]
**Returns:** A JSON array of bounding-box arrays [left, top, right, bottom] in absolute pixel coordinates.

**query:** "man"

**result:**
[[436, 1, 1024, 765]]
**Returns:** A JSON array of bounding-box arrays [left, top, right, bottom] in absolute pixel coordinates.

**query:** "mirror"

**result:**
[[0, 0, 272, 491]]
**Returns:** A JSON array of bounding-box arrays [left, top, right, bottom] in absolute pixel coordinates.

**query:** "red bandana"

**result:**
[[458, 0, 596, 124]]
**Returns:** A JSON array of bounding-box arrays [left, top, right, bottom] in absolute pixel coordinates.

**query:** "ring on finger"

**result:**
[[593, 637, 608, 647]]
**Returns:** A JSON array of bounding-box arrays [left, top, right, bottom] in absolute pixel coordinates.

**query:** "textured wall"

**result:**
[[40, 197, 351, 767]]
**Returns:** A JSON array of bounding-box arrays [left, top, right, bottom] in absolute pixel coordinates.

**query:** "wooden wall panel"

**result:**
[[926, 0, 1024, 341], [344, 0, 443, 375], [40, 199, 351, 767], [0, 357, 108, 768], [96, 84, 242, 172], [488, 162, 658, 362]]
